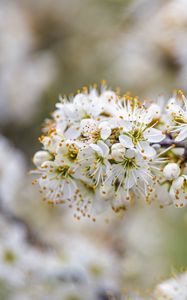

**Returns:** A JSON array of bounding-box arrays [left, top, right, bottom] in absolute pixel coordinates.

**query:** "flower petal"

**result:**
[[143, 128, 165, 143], [119, 135, 134, 148], [137, 141, 156, 157], [97, 140, 109, 157], [100, 127, 111, 140], [175, 127, 187, 142]]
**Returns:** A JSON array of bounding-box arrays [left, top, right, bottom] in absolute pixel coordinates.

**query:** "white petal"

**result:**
[[170, 176, 187, 208], [90, 143, 103, 156], [147, 104, 161, 120], [125, 170, 137, 189], [175, 127, 187, 142], [65, 126, 80, 139], [97, 140, 109, 157], [119, 135, 134, 148], [125, 148, 136, 158], [73, 93, 88, 106], [138, 141, 156, 157], [100, 127, 111, 140], [78, 146, 94, 161], [56, 120, 67, 134], [172, 176, 184, 190], [143, 128, 165, 143], [121, 121, 133, 132]]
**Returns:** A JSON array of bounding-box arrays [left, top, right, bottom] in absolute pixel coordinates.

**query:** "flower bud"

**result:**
[[111, 143, 126, 161], [33, 151, 52, 168], [163, 163, 180, 180], [125, 148, 136, 159]]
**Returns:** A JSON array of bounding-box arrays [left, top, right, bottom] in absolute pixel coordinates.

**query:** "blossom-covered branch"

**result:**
[[32, 84, 187, 219]]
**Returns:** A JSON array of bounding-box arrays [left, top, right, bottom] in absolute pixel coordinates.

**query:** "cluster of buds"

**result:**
[[32, 84, 187, 218]]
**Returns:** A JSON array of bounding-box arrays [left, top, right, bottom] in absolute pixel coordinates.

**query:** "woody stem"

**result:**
[[157, 136, 187, 161]]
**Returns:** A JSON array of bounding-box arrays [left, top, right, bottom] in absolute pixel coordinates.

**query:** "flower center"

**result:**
[[57, 165, 70, 178], [67, 144, 78, 161], [109, 128, 121, 144], [130, 127, 144, 145], [173, 114, 187, 125], [122, 157, 137, 169]]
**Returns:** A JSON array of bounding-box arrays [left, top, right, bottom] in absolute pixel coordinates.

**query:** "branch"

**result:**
[[158, 137, 187, 148], [155, 136, 187, 161]]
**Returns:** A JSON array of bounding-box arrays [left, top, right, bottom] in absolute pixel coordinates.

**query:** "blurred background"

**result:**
[[1, 0, 187, 299]]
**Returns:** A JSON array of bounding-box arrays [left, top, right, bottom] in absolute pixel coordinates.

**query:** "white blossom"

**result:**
[[166, 91, 187, 142], [0, 2, 56, 124], [154, 272, 187, 300], [0, 135, 26, 211], [170, 175, 187, 208], [33, 86, 187, 217]]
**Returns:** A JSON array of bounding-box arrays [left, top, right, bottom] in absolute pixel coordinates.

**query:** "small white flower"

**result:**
[[0, 135, 26, 209], [36, 161, 82, 205], [55, 140, 81, 166], [76, 140, 110, 186], [54, 101, 81, 138], [170, 175, 187, 208], [119, 125, 165, 157], [166, 92, 187, 142], [163, 163, 180, 180], [105, 149, 155, 201], [117, 98, 165, 157]]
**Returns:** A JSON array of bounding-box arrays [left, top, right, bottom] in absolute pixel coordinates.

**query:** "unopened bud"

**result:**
[[33, 151, 52, 168], [163, 163, 180, 180], [111, 143, 126, 161]]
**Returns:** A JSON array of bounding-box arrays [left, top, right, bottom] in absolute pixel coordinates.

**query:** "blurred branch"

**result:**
[[158, 136, 187, 161]]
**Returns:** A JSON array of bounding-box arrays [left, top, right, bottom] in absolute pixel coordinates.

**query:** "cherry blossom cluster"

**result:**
[[32, 84, 187, 218]]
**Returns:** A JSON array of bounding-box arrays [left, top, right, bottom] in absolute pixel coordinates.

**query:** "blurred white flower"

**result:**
[[154, 272, 187, 300], [120, 206, 169, 288], [0, 214, 121, 300], [0, 1, 56, 124], [0, 135, 26, 211]]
